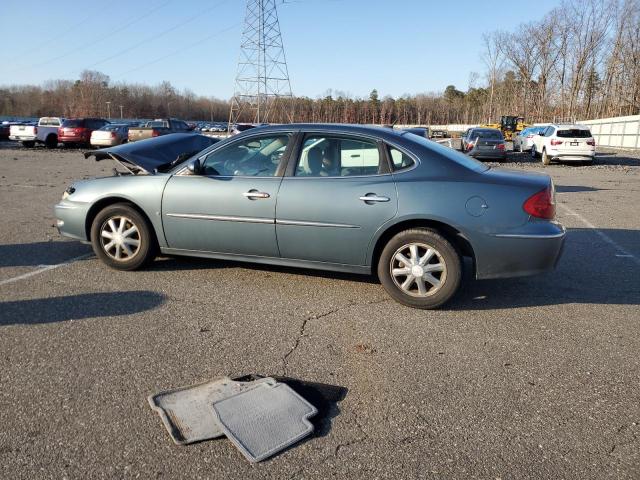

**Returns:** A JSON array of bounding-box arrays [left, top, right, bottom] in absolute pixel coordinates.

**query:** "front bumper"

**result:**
[[474, 222, 566, 279], [54, 199, 91, 242]]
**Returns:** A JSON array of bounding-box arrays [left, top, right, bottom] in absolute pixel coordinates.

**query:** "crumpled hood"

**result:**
[[84, 133, 220, 173]]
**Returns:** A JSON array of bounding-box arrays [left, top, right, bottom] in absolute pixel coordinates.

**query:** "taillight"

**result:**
[[34, 127, 38, 134], [523, 185, 555, 220], [550, 139, 563, 146], [497, 143, 505, 151], [467, 141, 474, 151], [587, 139, 596, 146], [152, 129, 160, 137], [111, 131, 116, 138]]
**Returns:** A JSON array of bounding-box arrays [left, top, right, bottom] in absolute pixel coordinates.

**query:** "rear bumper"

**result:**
[[9, 135, 37, 142], [474, 222, 566, 279], [90, 139, 119, 147], [470, 151, 507, 160], [59, 135, 89, 143]]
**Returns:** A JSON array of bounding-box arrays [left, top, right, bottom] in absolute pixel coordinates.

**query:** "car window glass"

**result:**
[[556, 129, 592, 138], [201, 134, 290, 176], [388, 146, 415, 171], [295, 136, 382, 177]]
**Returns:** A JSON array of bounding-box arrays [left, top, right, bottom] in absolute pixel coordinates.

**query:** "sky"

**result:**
[[0, 0, 563, 100]]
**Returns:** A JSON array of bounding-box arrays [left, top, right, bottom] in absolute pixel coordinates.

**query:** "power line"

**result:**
[[7, 0, 173, 75], [112, 23, 241, 79], [83, 0, 232, 71]]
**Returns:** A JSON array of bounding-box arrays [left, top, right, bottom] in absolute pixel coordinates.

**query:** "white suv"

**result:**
[[531, 124, 596, 165]]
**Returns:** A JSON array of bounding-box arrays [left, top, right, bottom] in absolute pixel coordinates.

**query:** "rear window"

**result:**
[[404, 133, 489, 173], [39, 118, 61, 126], [474, 130, 503, 139], [557, 129, 592, 138], [62, 119, 86, 128], [146, 121, 167, 128]]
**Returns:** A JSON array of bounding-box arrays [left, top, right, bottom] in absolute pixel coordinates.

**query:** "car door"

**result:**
[[161, 132, 293, 257], [275, 133, 398, 266]]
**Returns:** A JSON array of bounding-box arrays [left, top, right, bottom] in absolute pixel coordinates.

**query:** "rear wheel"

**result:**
[[378, 228, 462, 309], [542, 148, 551, 165], [45, 134, 58, 149], [90, 203, 157, 271]]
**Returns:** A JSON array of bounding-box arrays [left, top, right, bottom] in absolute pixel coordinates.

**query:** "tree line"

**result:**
[[1, 0, 638, 125]]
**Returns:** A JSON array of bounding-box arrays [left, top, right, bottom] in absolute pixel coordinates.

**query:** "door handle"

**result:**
[[359, 194, 390, 203], [243, 190, 270, 200]]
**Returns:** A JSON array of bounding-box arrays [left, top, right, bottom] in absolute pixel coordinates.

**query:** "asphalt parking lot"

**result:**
[[0, 141, 638, 479]]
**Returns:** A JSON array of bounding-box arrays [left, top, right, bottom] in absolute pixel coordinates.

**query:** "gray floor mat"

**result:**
[[148, 377, 274, 445], [211, 379, 318, 462]]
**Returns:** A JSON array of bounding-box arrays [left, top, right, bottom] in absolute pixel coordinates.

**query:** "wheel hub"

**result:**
[[411, 265, 424, 277]]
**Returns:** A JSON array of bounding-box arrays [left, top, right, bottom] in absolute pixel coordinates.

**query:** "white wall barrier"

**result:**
[[578, 115, 640, 150]]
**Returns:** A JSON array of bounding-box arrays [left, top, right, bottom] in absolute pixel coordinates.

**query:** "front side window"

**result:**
[[201, 134, 290, 176], [295, 136, 382, 177]]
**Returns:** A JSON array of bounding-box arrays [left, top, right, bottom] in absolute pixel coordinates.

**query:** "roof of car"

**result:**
[[549, 124, 590, 129], [239, 123, 409, 141]]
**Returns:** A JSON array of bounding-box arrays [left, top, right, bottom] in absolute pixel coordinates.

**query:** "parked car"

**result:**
[[401, 127, 430, 139], [128, 118, 193, 142], [463, 128, 507, 161], [58, 118, 109, 147], [531, 124, 596, 165], [9, 117, 65, 148], [431, 129, 447, 138], [513, 126, 547, 153], [230, 123, 259, 135], [56, 124, 565, 309], [460, 128, 475, 151], [0, 122, 10, 140], [90, 124, 129, 147]]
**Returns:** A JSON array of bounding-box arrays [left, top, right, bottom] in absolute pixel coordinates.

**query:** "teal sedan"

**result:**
[[55, 125, 565, 309]]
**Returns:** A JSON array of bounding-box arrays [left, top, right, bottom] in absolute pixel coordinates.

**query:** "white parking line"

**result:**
[[559, 204, 640, 266], [0, 253, 93, 287]]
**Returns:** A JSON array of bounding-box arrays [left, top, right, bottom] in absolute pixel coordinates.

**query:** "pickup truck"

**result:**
[[127, 118, 193, 142], [9, 117, 64, 148]]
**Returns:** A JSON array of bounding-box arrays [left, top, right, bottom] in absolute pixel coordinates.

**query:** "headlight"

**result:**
[[62, 185, 76, 200]]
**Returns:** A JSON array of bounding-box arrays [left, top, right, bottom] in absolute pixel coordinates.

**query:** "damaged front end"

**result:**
[[84, 133, 220, 176]]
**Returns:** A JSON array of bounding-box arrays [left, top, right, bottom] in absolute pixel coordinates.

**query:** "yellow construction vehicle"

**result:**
[[480, 116, 529, 141]]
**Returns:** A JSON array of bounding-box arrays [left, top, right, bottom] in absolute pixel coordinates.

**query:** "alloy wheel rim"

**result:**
[[100, 216, 141, 261], [390, 242, 447, 297]]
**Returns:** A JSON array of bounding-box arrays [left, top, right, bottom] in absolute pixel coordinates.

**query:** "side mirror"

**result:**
[[187, 159, 201, 175]]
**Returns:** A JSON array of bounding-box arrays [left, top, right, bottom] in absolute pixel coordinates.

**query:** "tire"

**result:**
[[45, 134, 58, 149], [22, 141, 35, 148], [377, 228, 462, 309], [90, 203, 157, 271], [542, 148, 551, 165]]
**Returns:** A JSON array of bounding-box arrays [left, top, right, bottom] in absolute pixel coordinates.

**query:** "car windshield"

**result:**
[[557, 129, 592, 138], [62, 119, 85, 128], [404, 133, 489, 172]]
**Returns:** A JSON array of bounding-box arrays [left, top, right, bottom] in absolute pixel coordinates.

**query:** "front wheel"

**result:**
[[378, 228, 462, 309], [90, 203, 157, 270]]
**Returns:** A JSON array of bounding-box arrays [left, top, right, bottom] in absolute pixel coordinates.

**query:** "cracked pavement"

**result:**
[[0, 143, 639, 479]]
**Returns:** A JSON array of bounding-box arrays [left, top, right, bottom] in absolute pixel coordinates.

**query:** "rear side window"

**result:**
[[388, 146, 415, 171], [295, 136, 382, 177], [62, 119, 85, 128], [557, 129, 592, 138]]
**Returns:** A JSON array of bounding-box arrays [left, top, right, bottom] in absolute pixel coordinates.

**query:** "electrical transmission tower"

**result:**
[[229, 0, 293, 127]]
